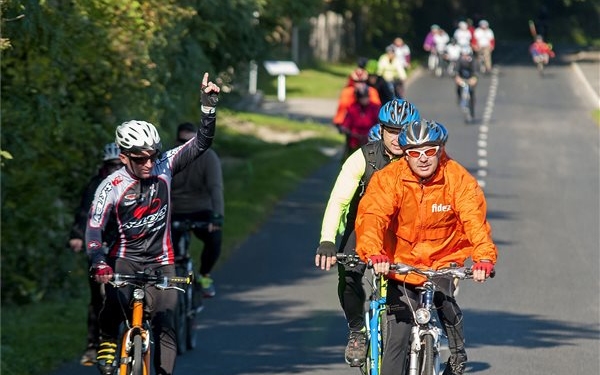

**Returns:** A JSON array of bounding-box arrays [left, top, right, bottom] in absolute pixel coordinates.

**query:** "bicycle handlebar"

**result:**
[[111, 271, 192, 291], [172, 220, 210, 231], [335, 254, 495, 279]]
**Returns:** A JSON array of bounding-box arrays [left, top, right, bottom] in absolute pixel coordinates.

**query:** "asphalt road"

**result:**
[[49, 44, 599, 375]]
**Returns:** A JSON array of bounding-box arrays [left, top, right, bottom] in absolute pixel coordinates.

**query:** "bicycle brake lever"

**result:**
[[392, 263, 413, 274]]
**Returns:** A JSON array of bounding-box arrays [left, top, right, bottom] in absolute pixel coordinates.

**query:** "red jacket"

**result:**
[[529, 41, 555, 57], [333, 85, 381, 125], [341, 102, 381, 149], [356, 152, 498, 285]]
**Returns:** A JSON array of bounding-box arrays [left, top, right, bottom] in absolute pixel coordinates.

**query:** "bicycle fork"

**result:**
[[407, 286, 443, 375], [119, 292, 151, 374]]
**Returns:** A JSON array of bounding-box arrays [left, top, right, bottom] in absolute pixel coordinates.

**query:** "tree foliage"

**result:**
[[0, 0, 321, 304]]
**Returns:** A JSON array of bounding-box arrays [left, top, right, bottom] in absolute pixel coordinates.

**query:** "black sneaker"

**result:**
[[344, 330, 367, 367], [96, 340, 117, 375], [442, 355, 466, 375]]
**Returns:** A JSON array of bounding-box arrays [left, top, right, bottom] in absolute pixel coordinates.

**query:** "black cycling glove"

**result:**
[[316, 241, 337, 257], [201, 84, 219, 108], [210, 213, 224, 226]]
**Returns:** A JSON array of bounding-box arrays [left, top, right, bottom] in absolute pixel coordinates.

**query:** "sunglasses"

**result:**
[[127, 152, 159, 164], [405, 146, 440, 159]]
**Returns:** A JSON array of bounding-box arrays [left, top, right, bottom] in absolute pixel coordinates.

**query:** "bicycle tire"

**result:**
[[419, 333, 435, 375], [175, 291, 187, 355], [186, 312, 197, 350], [131, 333, 144, 375], [460, 87, 472, 123], [379, 310, 387, 370], [361, 342, 370, 375], [468, 88, 475, 119]]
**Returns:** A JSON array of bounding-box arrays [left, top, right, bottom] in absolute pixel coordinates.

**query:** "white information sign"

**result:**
[[263, 61, 300, 102]]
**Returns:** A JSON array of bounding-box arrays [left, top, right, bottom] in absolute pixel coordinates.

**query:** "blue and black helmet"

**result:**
[[399, 119, 448, 149], [368, 123, 381, 142], [378, 98, 421, 129]]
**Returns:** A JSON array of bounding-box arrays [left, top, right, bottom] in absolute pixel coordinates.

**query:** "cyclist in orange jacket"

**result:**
[[333, 68, 381, 130], [355, 119, 497, 375]]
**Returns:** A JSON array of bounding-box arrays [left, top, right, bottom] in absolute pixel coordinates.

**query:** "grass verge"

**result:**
[[1, 110, 344, 375], [258, 61, 355, 98]]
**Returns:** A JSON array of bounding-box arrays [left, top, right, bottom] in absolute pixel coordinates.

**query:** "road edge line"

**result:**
[[571, 62, 600, 109]]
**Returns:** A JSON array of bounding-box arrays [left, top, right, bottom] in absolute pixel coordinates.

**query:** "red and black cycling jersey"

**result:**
[[86, 113, 216, 266]]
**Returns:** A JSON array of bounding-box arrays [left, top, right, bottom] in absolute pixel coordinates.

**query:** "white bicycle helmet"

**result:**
[[115, 120, 162, 153], [102, 142, 121, 161]]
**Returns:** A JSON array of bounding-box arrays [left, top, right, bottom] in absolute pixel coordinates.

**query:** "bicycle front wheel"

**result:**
[[131, 333, 144, 375], [418, 333, 435, 375]]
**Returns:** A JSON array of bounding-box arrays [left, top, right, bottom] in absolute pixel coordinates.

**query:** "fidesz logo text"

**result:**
[[431, 203, 451, 212]]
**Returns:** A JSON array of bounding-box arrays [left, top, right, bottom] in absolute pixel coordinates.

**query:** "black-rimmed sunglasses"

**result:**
[[127, 152, 160, 164]]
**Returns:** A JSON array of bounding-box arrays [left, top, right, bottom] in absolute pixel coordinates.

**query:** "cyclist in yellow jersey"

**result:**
[[315, 98, 421, 367]]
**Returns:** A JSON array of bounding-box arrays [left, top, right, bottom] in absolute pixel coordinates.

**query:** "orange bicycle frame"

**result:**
[[119, 297, 150, 375]]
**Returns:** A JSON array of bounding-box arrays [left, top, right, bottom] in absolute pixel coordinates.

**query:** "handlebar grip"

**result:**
[[169, 275, 192, 284]]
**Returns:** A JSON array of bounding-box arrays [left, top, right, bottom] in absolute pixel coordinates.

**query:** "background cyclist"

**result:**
[[338, 85, 381, 160], [454, 47, 478, 120], [333, 68, 381, 137], [529, 35, 555, 65], [171, 121, 224, 309], [473, 20, 495, 73], [86, 73, 220, 375], [315, 98, 421, 367], [68, 142, 123, 366], [355, 119, 497, 375]]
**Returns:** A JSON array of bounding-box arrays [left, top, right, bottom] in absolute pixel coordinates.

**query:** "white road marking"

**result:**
[[477, 67, 499, 189]]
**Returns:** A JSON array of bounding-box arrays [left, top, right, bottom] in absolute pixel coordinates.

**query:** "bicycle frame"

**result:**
[[118, 286, 151, 375], [336, 255, 483, 375], [456, 77, 475, 123], [395, 263, 483, 375], [364, 271, 387, 375], [336, 254, 386, 375], [111, 272, 190, 375]]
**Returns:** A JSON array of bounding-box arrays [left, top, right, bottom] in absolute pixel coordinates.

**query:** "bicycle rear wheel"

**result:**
[[468, 87, 475, 120], [185, 306, 198, 350], [175, 289, 187, 355]]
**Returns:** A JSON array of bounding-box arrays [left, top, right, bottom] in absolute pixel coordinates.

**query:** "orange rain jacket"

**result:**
[[355, 152, 497, 285]]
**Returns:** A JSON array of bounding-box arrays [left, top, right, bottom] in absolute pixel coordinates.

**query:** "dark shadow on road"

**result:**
[[464, 309, 600, 350]]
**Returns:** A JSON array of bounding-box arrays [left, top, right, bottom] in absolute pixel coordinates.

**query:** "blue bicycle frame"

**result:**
[[365, 273, 387, 375]]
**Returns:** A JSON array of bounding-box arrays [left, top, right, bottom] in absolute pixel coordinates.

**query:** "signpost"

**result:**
[[263, 60, 300, 102]]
